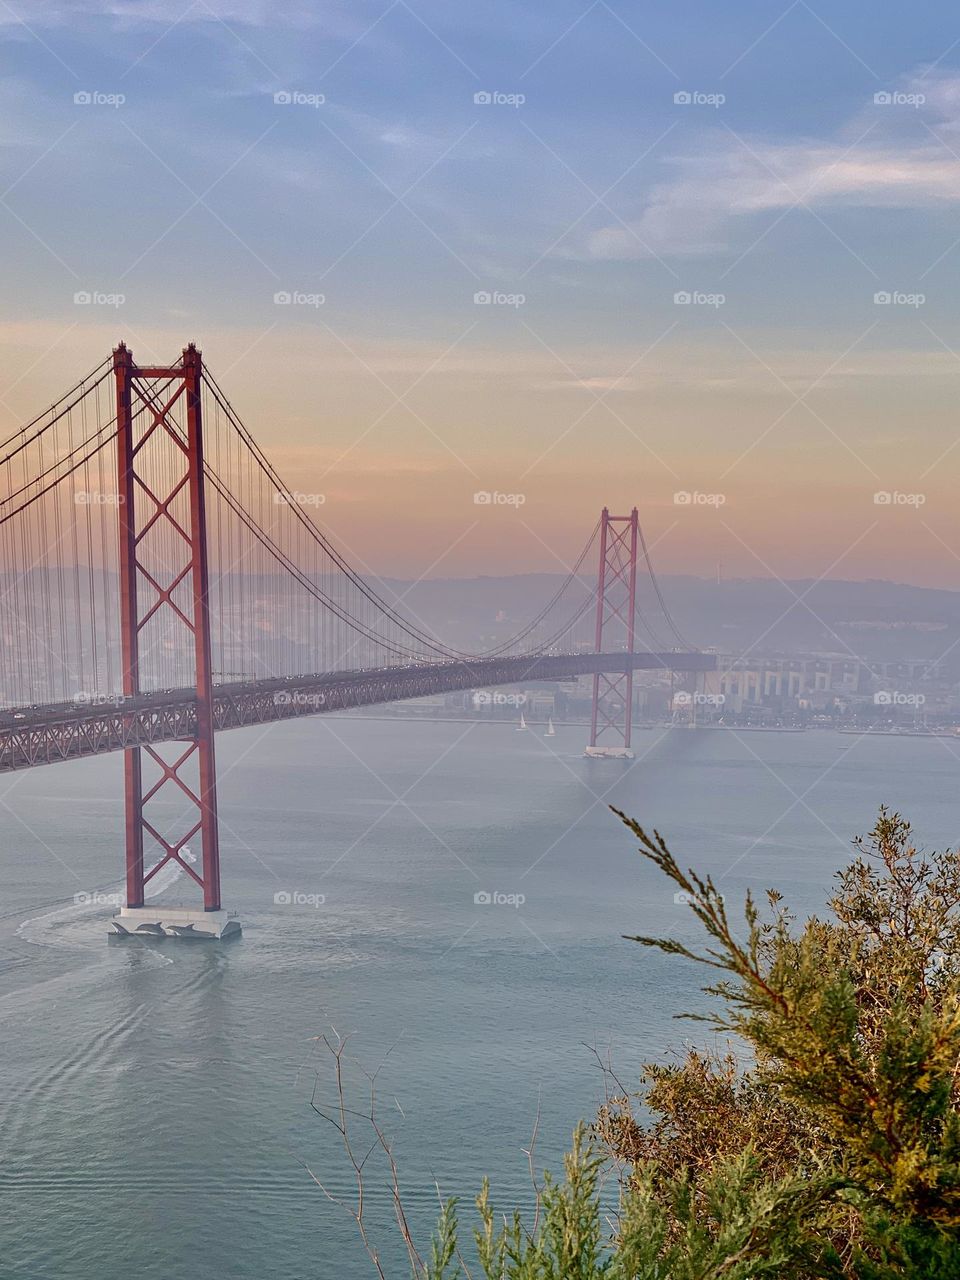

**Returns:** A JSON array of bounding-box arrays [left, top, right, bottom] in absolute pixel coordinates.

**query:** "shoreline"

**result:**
[[325, 713, 958, 737]]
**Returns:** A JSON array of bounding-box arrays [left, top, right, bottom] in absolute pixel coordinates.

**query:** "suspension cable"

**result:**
[[202, 364, 602, 659]]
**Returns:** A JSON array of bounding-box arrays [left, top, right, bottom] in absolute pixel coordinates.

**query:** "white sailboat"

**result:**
[[544, 718, 556, 737], [516, 712, 528, 731]]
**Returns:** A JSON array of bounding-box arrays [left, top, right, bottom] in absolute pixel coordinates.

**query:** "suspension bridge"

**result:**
[[0, 344, 713, 938]]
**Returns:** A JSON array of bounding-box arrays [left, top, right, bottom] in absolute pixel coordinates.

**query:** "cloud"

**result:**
[[581, 70, 960, 261], [535, 375, 649, 391], [0, 1, 328, 26]]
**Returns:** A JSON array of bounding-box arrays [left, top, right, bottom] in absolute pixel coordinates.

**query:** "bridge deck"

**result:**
[[0, 652, 715, 772]]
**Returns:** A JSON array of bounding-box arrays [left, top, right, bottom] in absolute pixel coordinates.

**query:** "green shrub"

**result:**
[[341, 809, 960, 1278]]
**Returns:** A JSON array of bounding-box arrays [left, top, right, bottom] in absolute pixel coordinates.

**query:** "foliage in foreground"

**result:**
[[329, 808, 960, 1278]]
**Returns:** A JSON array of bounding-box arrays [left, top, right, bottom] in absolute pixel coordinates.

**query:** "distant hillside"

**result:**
[[378, 574, 960, 674]]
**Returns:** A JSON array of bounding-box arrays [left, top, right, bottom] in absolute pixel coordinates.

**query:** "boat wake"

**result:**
[[16, 847, 199, 954]]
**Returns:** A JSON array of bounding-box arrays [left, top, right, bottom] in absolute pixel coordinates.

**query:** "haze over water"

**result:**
[[1, 717, 957, 1279]]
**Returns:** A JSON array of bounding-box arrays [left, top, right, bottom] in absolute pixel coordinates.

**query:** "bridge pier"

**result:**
[[110, 906, 240, 940]]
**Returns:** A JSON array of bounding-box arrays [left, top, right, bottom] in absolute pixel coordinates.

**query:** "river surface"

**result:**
[[1, 718, 958, 1278]]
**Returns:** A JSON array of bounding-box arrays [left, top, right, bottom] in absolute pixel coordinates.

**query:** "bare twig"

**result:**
[[303, 1028, 425, 1278], [521, 1085, 545, 1237]]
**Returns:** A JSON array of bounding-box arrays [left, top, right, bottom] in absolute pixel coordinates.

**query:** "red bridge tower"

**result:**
[[109, 343, 237, 940], [585, 507, 638, 759]]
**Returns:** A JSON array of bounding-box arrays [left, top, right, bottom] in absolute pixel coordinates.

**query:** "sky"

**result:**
[[2, 0, 960, 585]]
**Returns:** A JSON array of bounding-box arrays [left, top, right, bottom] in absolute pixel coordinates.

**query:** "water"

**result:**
[[1, 718, 958, 1278]]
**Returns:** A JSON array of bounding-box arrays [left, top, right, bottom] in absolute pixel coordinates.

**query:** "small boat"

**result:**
[[516, 712, 527, 731], [544, 718, 556, 737]]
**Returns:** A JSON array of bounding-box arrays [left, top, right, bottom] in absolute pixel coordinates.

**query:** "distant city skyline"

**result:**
[[2, 2, 959, 584]]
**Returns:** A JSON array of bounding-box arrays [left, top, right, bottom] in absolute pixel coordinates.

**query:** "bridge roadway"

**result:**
[[0, 650, 716, 772]]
